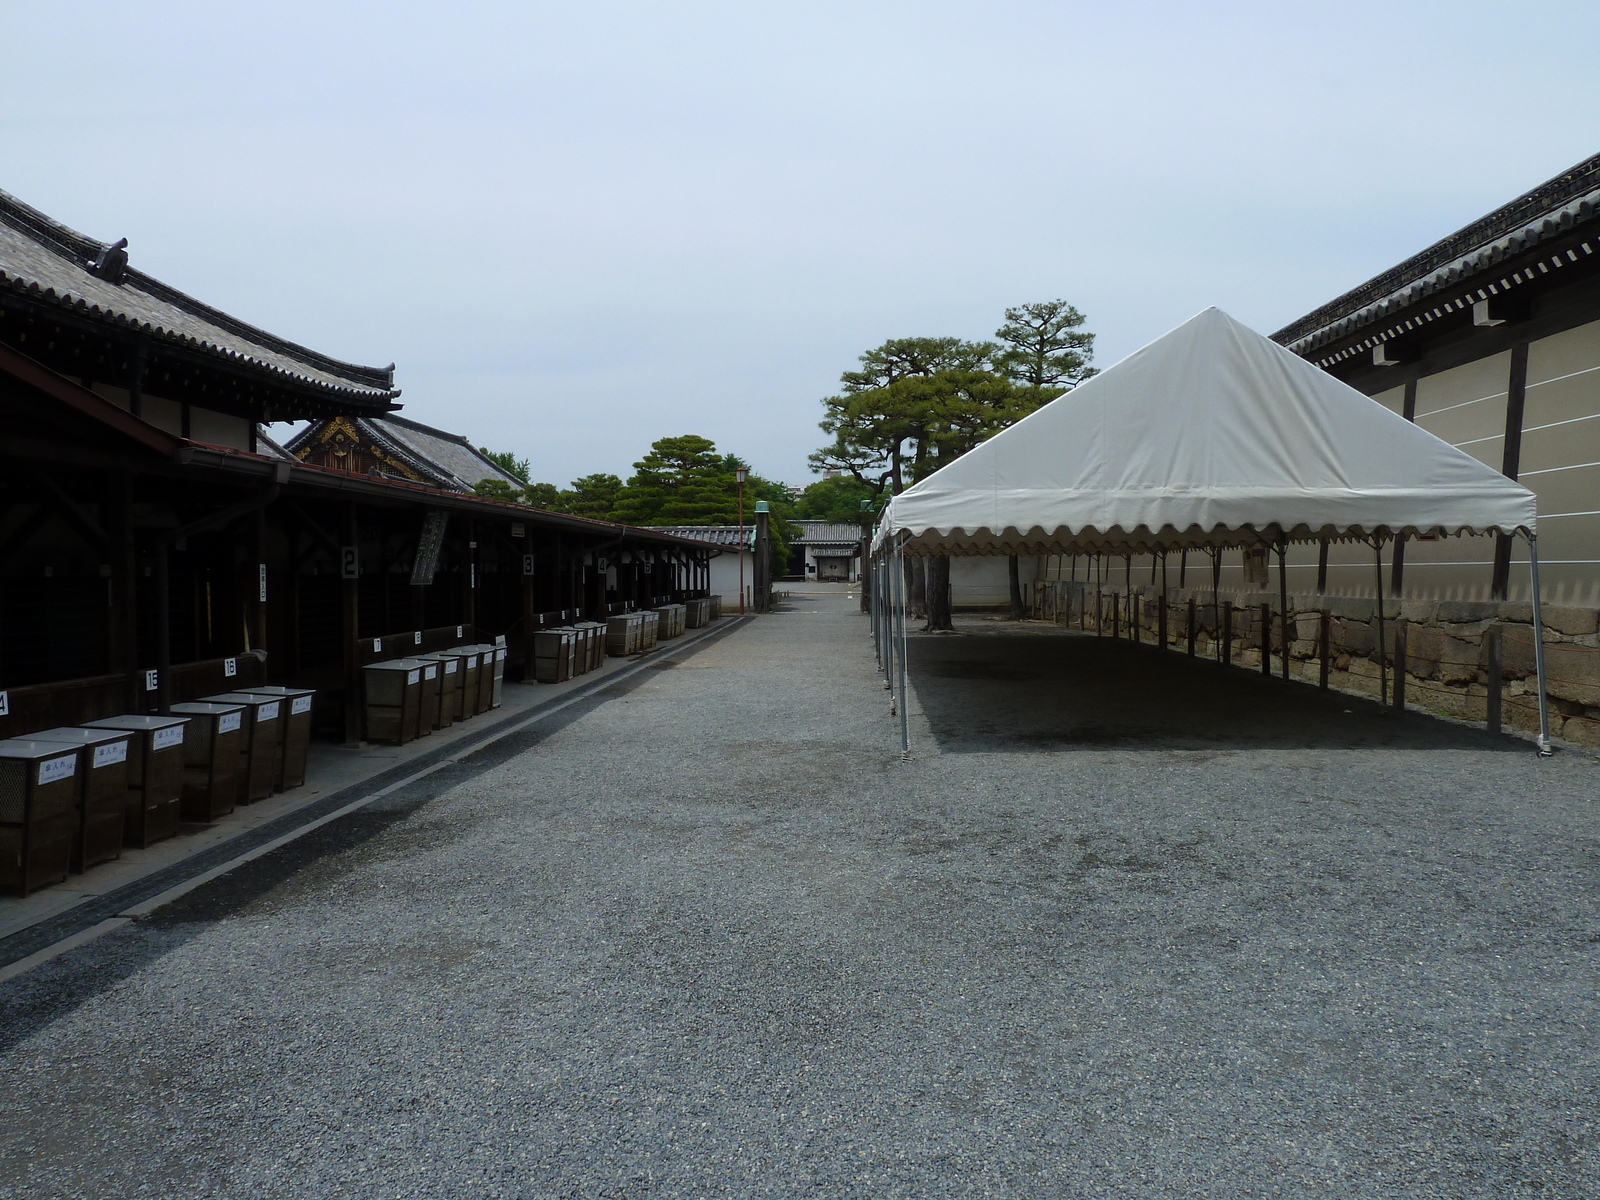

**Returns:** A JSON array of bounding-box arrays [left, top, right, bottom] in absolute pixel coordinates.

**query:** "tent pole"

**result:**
[[1278, 539, 1290, 681], [896, 539, 910, 757], [1373, 537, 1387, 708], [1211, 547, 1222, 663], [1526, 532, 1554, 756], [886, 549, 898, 707]]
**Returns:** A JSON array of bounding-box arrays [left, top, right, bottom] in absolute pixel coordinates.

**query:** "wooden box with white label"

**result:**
[[32, 727, 133, 872], [418, 652, 465, 729], [362, 661, 424, 744], [204, 693, 285, 805], [83, 715, 189, 847], [235, 687, 316, 789], [0, 738, 84, 895], [169, 702, 246, 821]]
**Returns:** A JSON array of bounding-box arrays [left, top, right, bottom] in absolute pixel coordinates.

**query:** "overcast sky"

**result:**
[[5, 1, 1597, 485]]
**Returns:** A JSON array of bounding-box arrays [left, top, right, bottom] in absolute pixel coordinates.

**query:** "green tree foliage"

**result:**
[[609, 436, 741, 526], [992, 300, 1096, 390], [796, 474, 877, 522], [559, 473, 625, 519], [478, 447, 531, 483], [520, 481, 564, 510], [811, 306, 1096, 627], [472, 478, 519, 501]]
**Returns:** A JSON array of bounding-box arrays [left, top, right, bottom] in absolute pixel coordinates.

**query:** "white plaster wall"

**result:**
[[950, 555, 1038, 606]]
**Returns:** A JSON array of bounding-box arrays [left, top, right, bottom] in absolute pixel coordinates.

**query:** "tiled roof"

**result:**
[[366, 415, 524, 491], [792, 521, 865, 544], [653, 525, 755, 548], [0, 189, 399, 404], [1274, 152, 1600, 355], [282, 414, 524, 492]]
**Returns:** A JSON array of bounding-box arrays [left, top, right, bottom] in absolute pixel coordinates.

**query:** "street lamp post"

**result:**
[[735, 466, 747, 614]]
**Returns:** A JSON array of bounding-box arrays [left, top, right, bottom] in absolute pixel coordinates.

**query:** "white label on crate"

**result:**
[[153, 725, 185, 751], [0, 690, 8, 717], [456, 625, 464, 638], [291, 696, 312, 715], [424, 665, 438, 680], [144, 669, 159, 692], [444, 660, 458, 674], [38, 754, 76, 785], [498, 648, 507, 661], [218, 712, 243, 735], [466, 655, 479, 668], [223, 657, 238, 678], [405, 669, 419, 685], [93, 741, 128, 768], [256, 701, 281, 722]]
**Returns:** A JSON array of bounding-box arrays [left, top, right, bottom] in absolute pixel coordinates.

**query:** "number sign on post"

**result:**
[[341, 546, 360, 580]]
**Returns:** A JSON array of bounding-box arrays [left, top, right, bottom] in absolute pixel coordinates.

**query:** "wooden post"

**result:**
[[1278, 542, 1291, 682], [1158, 592, 1168, 651], [464, 521, 477, 637], [341, 503, 361, 745], [1318, 611, 1330, 690], [1260, 602, 1271, 676], [1393, 624, 1407, 711], [1130, 590, 1140, 644], [1486, 625, 1503, 734], [104, 470, 139, 709], [1111, 591, 1120, 640], [1187, 597, 1196, 657], [1221, 604, 1232, 668]]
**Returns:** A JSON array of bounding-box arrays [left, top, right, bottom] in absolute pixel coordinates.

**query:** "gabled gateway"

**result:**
[[876, 307, 1536, 557]]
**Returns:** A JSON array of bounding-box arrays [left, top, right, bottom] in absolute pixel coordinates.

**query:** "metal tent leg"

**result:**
[[896, 539, 910, 758], [1527, 532, 1554, 756]]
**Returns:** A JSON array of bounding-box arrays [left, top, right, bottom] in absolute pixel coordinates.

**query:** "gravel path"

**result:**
[[3, 583, 1598, 1198]]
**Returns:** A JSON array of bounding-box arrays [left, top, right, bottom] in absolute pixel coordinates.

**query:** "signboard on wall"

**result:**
[[411, 510, 448, 586]]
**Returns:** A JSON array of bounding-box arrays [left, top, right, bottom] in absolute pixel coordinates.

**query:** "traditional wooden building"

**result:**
[[1271, 151, 1600, 604], [286, 414, 523, 493], [0, 188, 720, 741]]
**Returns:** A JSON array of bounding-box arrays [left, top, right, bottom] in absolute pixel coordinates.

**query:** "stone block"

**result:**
[[1290, 638, 1318, 659], [1539, 641, 1600, 707], [1338, 623, 1376, 656], [1562, 714, 1600, 747], [1294, 613, 1321, 641], [1498, 601, 1534, 625], [1327, 597, 1376, 622], [1399, 599, 1438, 624], [1436, 600, 1495, 624], [1541, 606, 1599, 637]]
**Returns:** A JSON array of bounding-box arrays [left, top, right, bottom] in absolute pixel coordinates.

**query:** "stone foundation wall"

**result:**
[[1031, 581, 1600, 747]]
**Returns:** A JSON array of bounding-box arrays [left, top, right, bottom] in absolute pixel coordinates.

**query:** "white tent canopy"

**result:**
[[875, 307, 1536, 557]]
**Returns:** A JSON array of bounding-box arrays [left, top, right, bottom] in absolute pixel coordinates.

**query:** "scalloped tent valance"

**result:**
[[873, 307, 1536, 557]]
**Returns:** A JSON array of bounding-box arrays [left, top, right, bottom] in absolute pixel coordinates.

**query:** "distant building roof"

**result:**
[[653, 525, 754, 548], [793, 520, 865, 545], [284, 413, 523, 492], [1274, 152, 1600, 360], [0, 188, 399, 406]]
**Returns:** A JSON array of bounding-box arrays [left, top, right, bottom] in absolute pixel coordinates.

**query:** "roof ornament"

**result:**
[[89, 237, 130, 283]]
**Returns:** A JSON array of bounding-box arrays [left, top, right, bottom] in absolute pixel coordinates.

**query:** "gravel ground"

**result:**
[[2, 583, 1598, 1199]]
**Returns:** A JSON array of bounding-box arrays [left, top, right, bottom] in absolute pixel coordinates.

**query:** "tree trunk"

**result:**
[[907, 555, 927, 619], [1007, 554, 1025, 619], [924, 555, 953, 631]]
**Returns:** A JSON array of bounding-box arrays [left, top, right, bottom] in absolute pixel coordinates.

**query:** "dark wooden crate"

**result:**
[[0, 739, 82, 895], [83, 715, 188, 847], [32, 727, 132, 872], [169, 703, 245, 821]]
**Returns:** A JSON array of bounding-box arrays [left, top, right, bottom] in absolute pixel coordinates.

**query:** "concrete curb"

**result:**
[[0, 615, 755, 979]]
